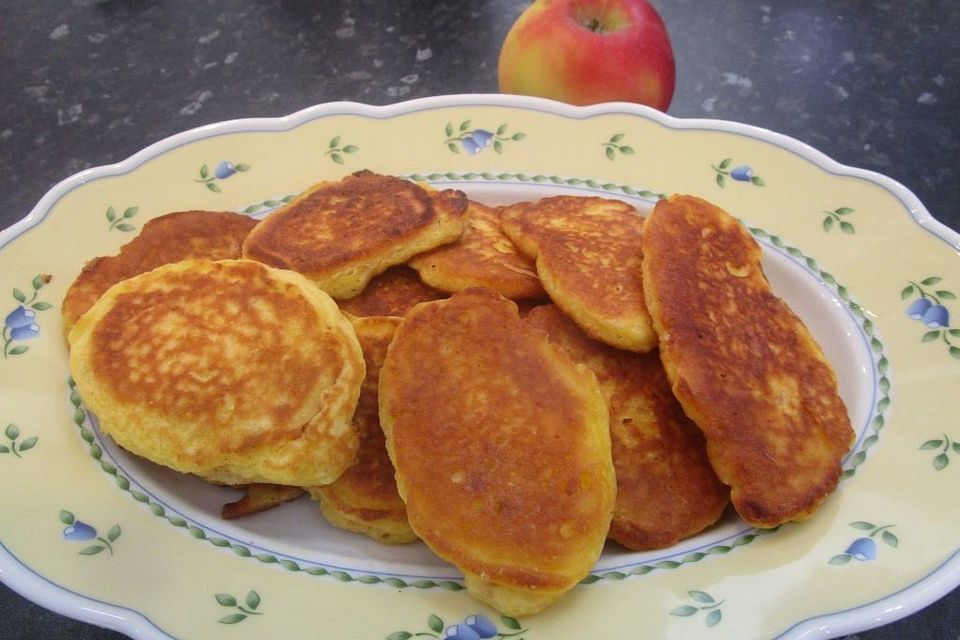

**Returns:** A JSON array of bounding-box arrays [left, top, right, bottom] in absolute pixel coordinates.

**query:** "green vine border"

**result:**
[[67, 173, 889, 589]]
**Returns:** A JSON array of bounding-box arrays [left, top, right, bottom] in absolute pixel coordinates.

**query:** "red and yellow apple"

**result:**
[[497, 0, 676, 111]]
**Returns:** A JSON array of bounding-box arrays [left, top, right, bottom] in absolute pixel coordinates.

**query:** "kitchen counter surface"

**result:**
[[1, 1, 957, 638]]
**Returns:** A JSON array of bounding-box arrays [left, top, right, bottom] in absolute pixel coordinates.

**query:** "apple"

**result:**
[[497, 0, 676, 111]]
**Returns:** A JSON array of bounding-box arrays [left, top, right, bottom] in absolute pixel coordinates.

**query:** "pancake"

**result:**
[[641, 194, 854, 528], [61, 209, 257, 340], [337, 265, 445, 318], [242, 170, 468, 299], [409, 200, 544, 300], [379, 288, 615, 616], [68, 259, 365, 487], [500, 196, 656, 352], [307, 315, 416, 544], [525, 304, 729, 550], [221, 484, 305, 520]]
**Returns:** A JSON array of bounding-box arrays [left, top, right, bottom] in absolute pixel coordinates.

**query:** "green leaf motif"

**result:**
[[107, 524, 121, 542], [823, 217, 834, 232], [8, 345, 28, 356], [5, 424, 19, 440], [829, 553, 852, 565], [840, 221, 855, 234], [115, 223, 136, 232], [444, 122, 453, 137], [671, 605, 699, 617], [719, 157, 732, 169], [31, 301, 52, 310], [689, 590, 715, 604], [427, 614, 443, 633], [501, 615, 521, 630], [850, 521, 875, 530], [31, 274, 46, 290], [59, 510, 75, 525], [751, 176, 765, 186], [386, 633, 413, 640], [18, 436, 37, 452], [331, 153, 344, 164], [216, 594, 238, 607], [920, 439, 944, 450], [235, 164, 250, 172], [921, 276, 942, 286], [12, 288, 26, 303], [605, 146, 615, 161], [882, 529, 899, 548], [245, 590, 261, 611], [934, 453, 949, 470], [835, 207, 854, 215], [329, 136, 340, 149], [901, 285, 915, 299], [706, 609, 722, 627], [922, 330, 941, 343], [200, 164, 210, 180], [939, 290, 958, 300], [206, 182, 221, 193], [219, 613, 247, 625], [79, 545, 105, 555], [123, 207, 138, 218]]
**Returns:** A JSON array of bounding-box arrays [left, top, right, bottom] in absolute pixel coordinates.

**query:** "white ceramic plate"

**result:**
[[2, 95, 958, 640]]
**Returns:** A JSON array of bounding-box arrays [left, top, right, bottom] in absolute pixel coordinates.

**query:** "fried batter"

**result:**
[[379, 288, 615, 616], [409, 200, 544, 300], [69, 259, 364, 487], [641, 195, 854, 528], [525, 304, 729, 550], [242, 170, 467, 299], [61, 210, 256, 340], [501, 196, 656, 352], [308, 315, 416, 544], [336, 266, 445, 318]]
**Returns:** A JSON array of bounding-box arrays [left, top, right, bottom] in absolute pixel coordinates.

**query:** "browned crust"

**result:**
[[61, 210, 257, 340], [641, 194, 854, 528], [337, 266, 445, 317], [525, 304, 729, 550], [379, 288, 614, 597]]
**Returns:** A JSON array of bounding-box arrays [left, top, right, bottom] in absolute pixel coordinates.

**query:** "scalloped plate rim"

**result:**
[[1, 94, 959, 640]]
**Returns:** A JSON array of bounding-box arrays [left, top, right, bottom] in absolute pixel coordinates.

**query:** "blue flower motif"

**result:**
[[464, 614, 498, 638], [906, 297, 933, 320], [444, 623, 481, 640], [844, 537, 877, 561], [10, 323, 40, 340], [730, 165, 754, 181], [470, 129, 494, 147], [214, 160, 237, 179], [5, 305, 36, 330], [922, 304, 950, 328], [63, 521, 97, 541]]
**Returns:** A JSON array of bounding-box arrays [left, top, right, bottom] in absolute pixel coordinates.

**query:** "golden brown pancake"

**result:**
[[500, 196, 656, 352], [379, 288, 615, 616], [242, 171, 468, 299], [61, 210, 257, 340], [641, 195, 854, 528], [409, 200, 544, 300], [69, 259, 364, 487], [336, 266, 445, 318], [221, 484, 305, 520], [308, 316, 416, 544], [525, 304, 729, 550]]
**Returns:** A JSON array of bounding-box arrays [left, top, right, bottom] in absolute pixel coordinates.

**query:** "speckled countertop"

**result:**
[[1, 1, 958, 638]]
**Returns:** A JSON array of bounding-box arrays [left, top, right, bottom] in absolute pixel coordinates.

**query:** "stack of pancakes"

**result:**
[[64, 171, 853, 616]]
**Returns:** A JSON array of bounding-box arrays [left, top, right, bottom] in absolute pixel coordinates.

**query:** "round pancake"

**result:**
[[336, 265, 445, 318], [68, 259, 364, 487], [525, 304, 729, 550], [61, 209, 257, 340], [308, 315, 416, 545], [379, 288, 615, 616], [409, 200, 544, 300], [500, 196, 656, 352], [242, 170, 468, 299], [641, 194, 855, 528]]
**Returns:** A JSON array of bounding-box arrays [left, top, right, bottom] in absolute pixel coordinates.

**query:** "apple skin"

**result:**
[[498, 0, 676, 111]]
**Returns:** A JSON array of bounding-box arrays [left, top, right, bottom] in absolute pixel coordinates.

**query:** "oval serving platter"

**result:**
[[1, 94, 958, 640]]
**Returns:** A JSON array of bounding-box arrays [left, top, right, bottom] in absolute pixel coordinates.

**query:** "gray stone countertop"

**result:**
[[0, 1, 957, 638]]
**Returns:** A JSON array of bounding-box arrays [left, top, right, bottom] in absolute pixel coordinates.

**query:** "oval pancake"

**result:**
[[409, 200, 544, 300], [337, 265, 445, 318], [68, 259, 364, 487], [524, 304, 729, 550], [242, 170, 467, 299], [61, 209, 257, 340], [379, 288, 615, 616], [500, 196, 656, 352], [641, 194, 855, 528], [308, 315, 417, 545]]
